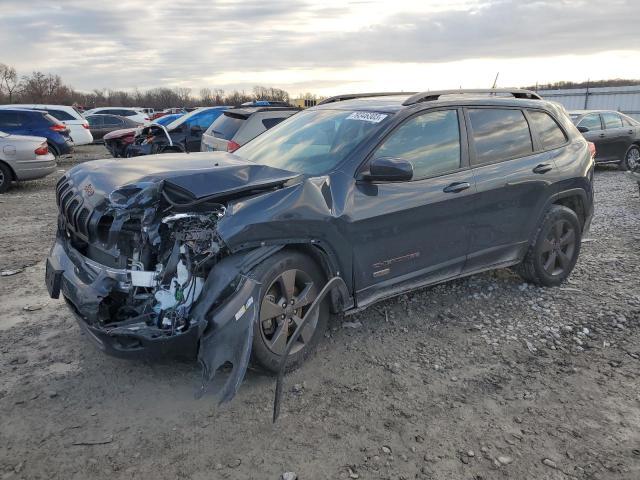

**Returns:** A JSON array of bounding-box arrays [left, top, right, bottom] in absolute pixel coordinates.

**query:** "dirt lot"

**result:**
[[1, 145, 639, 480]]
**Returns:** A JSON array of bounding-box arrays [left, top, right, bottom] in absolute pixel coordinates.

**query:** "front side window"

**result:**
[[371, 109, 461, 178], [468, 108, 533, 164], [602, 112, 623, 129], [186, 109, 222, 129], [577, 114, 602, 131], [528, 110, 567, 150], [103, 116, 122, 126], [236, 109, 388, 175]]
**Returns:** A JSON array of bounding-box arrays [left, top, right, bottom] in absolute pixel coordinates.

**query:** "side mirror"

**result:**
[[577, 126, 589, 133], [190, 125, 203, 135], [363, 157, 413, 182]]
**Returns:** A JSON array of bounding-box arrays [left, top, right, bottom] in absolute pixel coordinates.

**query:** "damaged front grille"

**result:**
[[56, 176, 94, 241]]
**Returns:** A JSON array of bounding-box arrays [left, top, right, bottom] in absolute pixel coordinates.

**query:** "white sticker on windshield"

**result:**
[[346, 111, 388, 123]]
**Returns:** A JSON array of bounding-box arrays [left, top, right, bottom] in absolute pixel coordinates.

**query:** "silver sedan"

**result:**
[[0, 131, 56, 193]]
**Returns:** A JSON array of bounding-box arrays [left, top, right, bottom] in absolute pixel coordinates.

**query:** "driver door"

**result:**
[[346, 108, 476, 306]]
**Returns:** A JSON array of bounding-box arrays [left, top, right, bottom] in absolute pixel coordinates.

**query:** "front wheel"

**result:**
[[620, 145, 640, 171], [250, 251, 329, 374], [515, 205, 582, 287]]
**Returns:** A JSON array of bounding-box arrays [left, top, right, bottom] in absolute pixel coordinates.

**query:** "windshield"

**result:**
[[235, 109, 389, 175], [165, 107, 224, 131]]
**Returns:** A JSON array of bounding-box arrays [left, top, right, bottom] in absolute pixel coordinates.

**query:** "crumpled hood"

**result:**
[[64, 152, 301, 205], [103, 127, 138, 140]]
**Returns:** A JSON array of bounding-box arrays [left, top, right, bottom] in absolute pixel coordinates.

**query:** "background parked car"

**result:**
[[0, 108, 74, 158], [0, 104, 92, 145], [569, 110, 640, 170], [86, 114, 140, 141], [201, 103, 299, 153], [125, 106, 229, 156], [102, 114, 185, 157], [83, 107, 149, 124], [0, 130, 55, 193]]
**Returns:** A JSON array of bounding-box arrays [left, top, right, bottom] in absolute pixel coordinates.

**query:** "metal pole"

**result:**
[[584, 79, 590, 109]]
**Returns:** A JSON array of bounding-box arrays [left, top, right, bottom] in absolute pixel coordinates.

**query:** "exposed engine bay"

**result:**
[[102, 209, 225, 336], [126, 124, 177, 156]]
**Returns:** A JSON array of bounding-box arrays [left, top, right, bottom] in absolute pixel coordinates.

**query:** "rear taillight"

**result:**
[[50, 124, 67, 132], [34, 143, 48, 156], [227, 140, 241, 153], [588, 141, 596, 158], [82, 123, 90, 129]]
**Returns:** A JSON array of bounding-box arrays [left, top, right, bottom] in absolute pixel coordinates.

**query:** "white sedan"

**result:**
[[0, 131, 56, 193]]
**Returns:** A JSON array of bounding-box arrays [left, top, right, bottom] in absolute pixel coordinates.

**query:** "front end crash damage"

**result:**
[[47, 154, 302, 403], [126, 124, 177, 157]]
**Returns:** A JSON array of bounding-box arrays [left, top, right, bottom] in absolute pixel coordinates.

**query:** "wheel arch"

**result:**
[[0, 159, 16, 181], [529, 188, 589, 247]]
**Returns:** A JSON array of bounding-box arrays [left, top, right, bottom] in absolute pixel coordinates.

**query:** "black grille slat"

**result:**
[[77, 208, 90, 235], [60, 191, 74, 212]]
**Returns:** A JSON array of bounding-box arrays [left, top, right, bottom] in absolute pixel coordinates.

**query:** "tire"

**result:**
[[47, 142, 60, 159], [620, 145, 640, 171], [250, 250, 329, 374], [516, 205, 582, 287], [0, 162, 13, 193]]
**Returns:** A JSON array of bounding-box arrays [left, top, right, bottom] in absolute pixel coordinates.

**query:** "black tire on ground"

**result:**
[[0, 162, 13, 193], [250, 250, 329, 374], [515, 205, 582, 287], [620, 145, 640, 171], [47, 142, 60, 159]]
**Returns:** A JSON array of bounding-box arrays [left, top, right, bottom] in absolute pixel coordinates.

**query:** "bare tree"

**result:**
[[0, 64, 21, 102]]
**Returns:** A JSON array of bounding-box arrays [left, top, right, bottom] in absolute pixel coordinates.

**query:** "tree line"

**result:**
[[0, 63, 292, 109]]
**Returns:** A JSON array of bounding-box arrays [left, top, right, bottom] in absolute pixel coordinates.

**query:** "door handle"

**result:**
[[443, 182, 471, 193], [599, 133, 605, 137], [629, 130, 634, 135], [533, 163, 553, 174]]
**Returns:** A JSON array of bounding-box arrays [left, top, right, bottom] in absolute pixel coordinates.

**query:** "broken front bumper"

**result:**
[[45, 234, 260, 364], [46, 235, 204, 358]]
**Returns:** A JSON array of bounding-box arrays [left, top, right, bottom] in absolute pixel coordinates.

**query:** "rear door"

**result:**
[[463, 107, 566, 271], [602, 112, 632, 161], [349, 108, 476, 305], [576, 113, 613, 161]]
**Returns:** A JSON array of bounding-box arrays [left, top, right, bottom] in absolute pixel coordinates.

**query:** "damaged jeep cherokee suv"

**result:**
[[46, 89, 594, 402]]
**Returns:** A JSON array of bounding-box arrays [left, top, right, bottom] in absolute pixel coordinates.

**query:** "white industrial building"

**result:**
[[536, 85, 640, 120]]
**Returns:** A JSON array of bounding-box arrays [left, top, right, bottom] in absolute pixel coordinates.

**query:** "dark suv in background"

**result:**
[[46, 89, 593, 402], [570, 110, 640, 170]]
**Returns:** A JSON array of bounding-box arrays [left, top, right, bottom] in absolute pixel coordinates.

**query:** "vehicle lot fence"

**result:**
[[537, 85, 640, 120]]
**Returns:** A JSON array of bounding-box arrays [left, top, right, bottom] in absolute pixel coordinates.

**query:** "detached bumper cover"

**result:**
[[46, 234, 277, 403]]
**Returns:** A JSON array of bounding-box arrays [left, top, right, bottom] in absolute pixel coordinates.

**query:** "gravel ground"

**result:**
[[0, 145, 639, 480]]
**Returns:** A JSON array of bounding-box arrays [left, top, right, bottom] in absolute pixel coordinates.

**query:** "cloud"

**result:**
[[0, 0, 637, 93]]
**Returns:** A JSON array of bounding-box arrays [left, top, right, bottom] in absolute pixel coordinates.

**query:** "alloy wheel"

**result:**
[[260, 269, 318, 355], [540, 219, 576, 276], [627, 147, 640, 170]]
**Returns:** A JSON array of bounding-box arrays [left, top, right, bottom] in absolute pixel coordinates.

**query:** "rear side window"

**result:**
[[209, 113, 246, 139], [602, 113, 623, 129], [87, 116, 103, 127], [45, 109, 75, 121], [0, 111, 23, 127], [578, 114, 602, 130], [468, 108, 533, 164], [528, 110, 567, 150], [372, 109, 461, 179], [262, 117, 287, 129], [118, 110, 136, 117], [103, 116, 123, 126], [186, 109, 222, 129]]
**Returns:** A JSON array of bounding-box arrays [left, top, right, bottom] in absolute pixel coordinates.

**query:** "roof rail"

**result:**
[[402, 88, 542, 106], [318, 92, 416, 105]]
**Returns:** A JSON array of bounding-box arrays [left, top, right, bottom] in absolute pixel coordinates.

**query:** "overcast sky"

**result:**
[[1, 0, 638, 97]]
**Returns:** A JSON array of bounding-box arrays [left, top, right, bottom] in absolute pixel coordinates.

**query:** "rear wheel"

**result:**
[[621, 145, 640, 171], [250, 251, 329, 374], [516, 205, 582, 287], [47, 142, 60, 159], [0, 162, 13, 193]]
